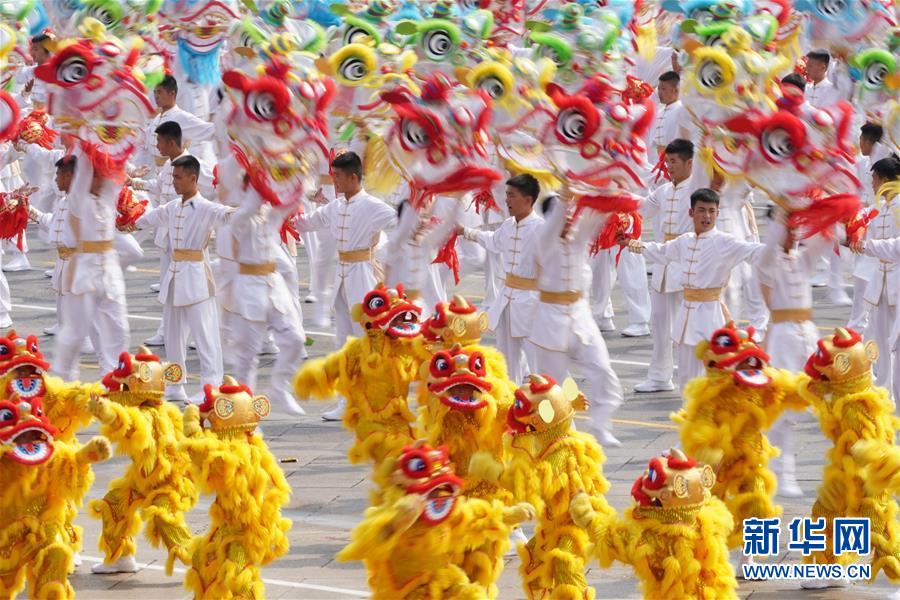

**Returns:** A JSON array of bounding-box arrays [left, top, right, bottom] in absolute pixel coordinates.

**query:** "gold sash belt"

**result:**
[[77, 240, 113, 253], [682, 287, 722, 302], [173, 249, 204, 262], [505, 273, 538, 291], [338, 248, 374, 263], [770, 308, 813, 323], [239, 262, 277, 275], [539, 289, 582, 305], [664, 233, 678, 241], [57, 246, 76, 259]]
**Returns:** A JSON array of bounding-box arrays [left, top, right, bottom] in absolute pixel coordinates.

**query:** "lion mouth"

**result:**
[[422, 481, 459, 524], [386, 310, 422, 338], [438, 382, 489, 411], [733, 355, 771, 387], [7, 427, 53, 465]]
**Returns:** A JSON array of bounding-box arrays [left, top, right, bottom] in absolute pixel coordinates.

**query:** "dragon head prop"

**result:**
[[392, 1, 494, 72], [422, 295, 488, 346], [0, 330, 50, 403], [16, 110, 57, 149], [71, 0, 163, 36], [804, 327, 879, 384], [794, 0, 896, 55], [0, 89, 19, 143], [696, 322, 772, 387], [35, 23, 154, 179], [352, 283, 423, 339], [388, 441, 464, 525], [101, 346, 184, 407], [0, 395, 57, 466], [199, 375, 271, 435], [848, 45, 899, 123], [630, 448, 716, 521], [426, 343, 494, 412], [222, 55, 333, 205], [361, 72, 502, 208], [507, 374, 587, 435], [158, 0, 240, 85]]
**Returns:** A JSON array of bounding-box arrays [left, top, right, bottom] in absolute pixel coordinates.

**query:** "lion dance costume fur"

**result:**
[[570, 448, 737, 600], [672, 323, 806, 549], [800, 328, 900, 582], [337, 441, 535, 599], [180, 376, 292, 599], [0, 394, 110, 600], [88, 347, 197, 574], [503, 375, 614, 600], [0, 331, 105, 562], [293, 283, 424, 465]]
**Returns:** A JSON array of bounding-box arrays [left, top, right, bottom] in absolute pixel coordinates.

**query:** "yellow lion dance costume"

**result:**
[[293, 283, 423, 465], [0, 393, 111, 600], [337, 441, 535, 599], [570, 448, 737, 600], [672, 323, 806, 549], [503, 375, 614, 600], [179, 376, 291, 599], [0, 330, 105, 563], [88, 347, 197, 575], [799, 328, 900, 584]]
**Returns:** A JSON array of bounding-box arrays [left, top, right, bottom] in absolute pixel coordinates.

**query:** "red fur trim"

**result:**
[[667, 453, 698, 469], [0, 91, 21, 142], [832, 328, 862, 348], [134, 353, 160, 362], [0, 193, 30, 251], [432, 231, 460, 285], [788, 194, 861, 240], [528, 375, 556, 393], [116, 185, 148, 228]]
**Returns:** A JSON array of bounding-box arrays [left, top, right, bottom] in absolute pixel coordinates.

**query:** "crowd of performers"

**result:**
[[0, 0, 899, 598]]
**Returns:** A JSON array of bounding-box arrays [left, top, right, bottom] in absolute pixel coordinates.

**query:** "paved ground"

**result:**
[[5, 226, 897, 599]]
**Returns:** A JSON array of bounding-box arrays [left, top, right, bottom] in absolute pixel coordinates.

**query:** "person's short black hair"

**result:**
[[806, 49, 830, 66], [872, 156, 900, 181], [540, 194, 557, 215], [690, 188, 720, 208], [31, 33, 51, 46], [155, 120, 183, 147], [158, 74, 178, 95], [781, 73, 806, 92], [54, 155, 76, 173], [172, 155, 200, 178], [861, 122, 884, 144], [506, 173, 539, 205], [665, 138, 694, 161], [331, 151, 362, 180], [659, 70, 680, 84]]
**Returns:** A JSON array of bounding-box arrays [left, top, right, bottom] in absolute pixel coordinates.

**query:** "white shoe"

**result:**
[[80, 338, 95, 354], [810, 273, 827, 288], [272, 390, 306, 416], [260, 340, 280, 355], [150, 282, 160, 292], [125, 265, 137, 272], [634, 379, 675, 393], [773, 454, 804, 498], [72, 552, 83, 568], [322, 398, 346, 422], [3, 255, 31, 271], [828, 289, 852, 306], [188, 340, 197, 350], [43, 323, 59, 336], [594, 428, 622, 448], [506, 527, 528, 556], [621, 323, 650, 337], [598, 318, 616, 332], [736, 553, 754, 580], [91, 555, 139, 574], [303, 294, 318, 303], [43, 268, 53, 278], [777, 475, 804, 498], [144, 333, 165, 347], [800, 575, 850, 589]]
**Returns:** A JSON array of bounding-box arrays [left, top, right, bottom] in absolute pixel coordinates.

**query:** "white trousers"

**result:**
[[591, 250, 651, 327], [55, 290, 129, 381], [305, 228, 336, 304], [114, 233, 144, 269], [152, 249, 171, 338], [494, 306, 534, 385], [333, 282, 363, 349], [864, 292, 897, 399], [528, 337, 623, 431], [163, 297, 223, 401], [676, 342, 703, 389], [848, 276, 870, 331], [725, 262, 769, 331], [648, 289, 680, 382], [0, 253, 10, 328], [226, 302, 306, 402]]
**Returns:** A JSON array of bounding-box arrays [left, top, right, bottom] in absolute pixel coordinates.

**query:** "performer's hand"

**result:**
[[848, 241, 865, 254], [79, 436, 112, 464], [616, 232, 629, 246], [130, 165, 150, 178], [569, 491, 597, 529], [312, 188, 328, 205], [503, 502, 536, 525]]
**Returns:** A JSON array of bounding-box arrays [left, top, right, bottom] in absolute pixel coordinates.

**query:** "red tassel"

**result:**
[[80, 141, 130, 182], [280, 215, 301, 244], [432, 231, 461, 285], [845, 208, 879, 246], [651, 150, 670, 184], [115, 185, 147, 229], [231, 144, 283, 206], [574, 193, 641, 218], [471, 189, 499, 215], [589, 212, 643, 266], [0, 193, 30, 251], [788, 194, 862, 240]]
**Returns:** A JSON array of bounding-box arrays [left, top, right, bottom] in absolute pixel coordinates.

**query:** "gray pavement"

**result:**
[[5, 231, 897, 599]]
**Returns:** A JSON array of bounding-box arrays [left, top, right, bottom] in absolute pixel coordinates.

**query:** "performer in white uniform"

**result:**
[[295, 151, 397, 421], [463, 174, 543, 384], [130, 156, 233, 404], [224, 185, 307, 415], [625, 189, 766, 388], [527, 197, 624, 447], [634, 139, 695, 392], [759, 212, 831, 497], [53, 150, 130, 380]]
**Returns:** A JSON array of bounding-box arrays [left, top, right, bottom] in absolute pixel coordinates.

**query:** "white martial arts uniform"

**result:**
[[647, 99, 692, 166], [135, 193, 233, 401], [53, 157, 129, 380], [640, 177, 693, 383], [295, 189, 396, 347], [860, 192, 900, 398], [465, 210, 543, 384], [864, 236, 900, 402], [527, 202, 624, 435], [134, 104, 216, 168], [635, 229, 766, 388], [223, 189, 306, 406], [807, 78, 842, 109]]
